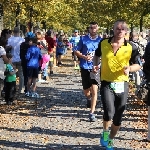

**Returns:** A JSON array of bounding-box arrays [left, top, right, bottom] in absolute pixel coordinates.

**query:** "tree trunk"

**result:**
[[140, 16, 143, 32], [106, 27, 109, 35], [130, 23, 133, 33]]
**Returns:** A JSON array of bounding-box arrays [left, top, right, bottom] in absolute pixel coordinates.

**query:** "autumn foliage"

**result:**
[[1, 0, 150, 32]]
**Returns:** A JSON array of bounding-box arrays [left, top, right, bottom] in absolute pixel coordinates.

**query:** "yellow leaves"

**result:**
[[1, 0, 150, 30]]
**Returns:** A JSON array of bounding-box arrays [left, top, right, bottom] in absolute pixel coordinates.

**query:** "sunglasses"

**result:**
[[89, 26, 97, 29]]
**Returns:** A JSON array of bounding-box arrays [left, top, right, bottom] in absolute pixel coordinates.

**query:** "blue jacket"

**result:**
[[26, 45, 42, 68]]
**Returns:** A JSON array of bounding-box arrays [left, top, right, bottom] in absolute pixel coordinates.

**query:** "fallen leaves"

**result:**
[[0, 52, 150, 149]]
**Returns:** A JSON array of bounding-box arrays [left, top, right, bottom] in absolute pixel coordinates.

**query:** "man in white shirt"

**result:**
[[0, 37, 9, 99], [7, 27, 25, 93]]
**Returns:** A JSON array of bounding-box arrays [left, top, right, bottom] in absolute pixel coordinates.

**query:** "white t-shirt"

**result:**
[[0, 46, 6, 79], [7, 36, 25, 62]]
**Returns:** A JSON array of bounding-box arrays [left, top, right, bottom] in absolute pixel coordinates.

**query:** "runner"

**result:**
[[93, 19, 141, 150], [74, 22, 101, 121], [70, 30, 80, 70]]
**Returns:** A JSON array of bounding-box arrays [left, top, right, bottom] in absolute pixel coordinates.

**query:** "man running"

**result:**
[[93, 19, 141, 150], [74, 22, 101, 121], [70, 30, 80, 70]]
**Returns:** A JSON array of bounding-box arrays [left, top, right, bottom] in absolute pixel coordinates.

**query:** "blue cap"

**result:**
[[74, 30, 78, 32], [26, 32, 35, 38]]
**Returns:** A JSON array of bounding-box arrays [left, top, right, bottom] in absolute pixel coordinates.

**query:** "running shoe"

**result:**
[[31, 92, 40, 98], [89, 113, 97, 122], [100, 131, 109, 147], [106, 139, 114, 150]]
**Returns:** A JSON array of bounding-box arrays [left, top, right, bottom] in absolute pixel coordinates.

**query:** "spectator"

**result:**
[[7, 27, 25, 93], [45, 30, 56, 75], [20, 37, 31, 93], [0, 37, 9, 99], [4, 53, 17, 105]]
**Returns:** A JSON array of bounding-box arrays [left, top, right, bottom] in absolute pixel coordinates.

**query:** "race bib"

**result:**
[[110, 82, 124, 93], [87, 51, 95, 57]]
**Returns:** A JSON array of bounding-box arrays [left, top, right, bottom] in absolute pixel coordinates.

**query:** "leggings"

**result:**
[[100, 81, 129, 126]]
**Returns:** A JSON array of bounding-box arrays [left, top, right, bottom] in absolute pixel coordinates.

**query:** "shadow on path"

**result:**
[[0, 140, 134, 150]]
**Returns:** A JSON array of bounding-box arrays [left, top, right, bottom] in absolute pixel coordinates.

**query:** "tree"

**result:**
[[1, 0, 150, 32]]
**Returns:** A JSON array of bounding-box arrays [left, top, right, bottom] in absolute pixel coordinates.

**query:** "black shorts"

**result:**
[[72, 51, 80, 61], [100, 81, 129, 126], [80, 68, 98, 90], [27, 68, 39, 78]]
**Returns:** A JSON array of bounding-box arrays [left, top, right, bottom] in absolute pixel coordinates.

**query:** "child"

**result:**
[[56, 35, 67, 66], [25, 37, 42, 98], [36, 31, 48, 82], [45, 30, 56, 75], [4, 53, 16, 105], [41, 54, 50, 81]]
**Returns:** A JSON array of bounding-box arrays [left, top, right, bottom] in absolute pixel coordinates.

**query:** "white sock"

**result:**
[[103, 129, 109, 132]]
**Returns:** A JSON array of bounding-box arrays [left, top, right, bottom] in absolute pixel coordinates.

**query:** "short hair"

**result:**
[[36, 31, 42, 35], [113, 19, 128, 30], [0, 37, 7, 47], [90, 21, 98, 25], [1, 29, 10, 38], [29, 37, 38, 44], [89, 22, 99, 30], [6, 53, 12, 59], [114, 19, 126, 24], [25, 37, 30, 42]]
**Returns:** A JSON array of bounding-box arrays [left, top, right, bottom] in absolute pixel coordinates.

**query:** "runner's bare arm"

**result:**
[[74, 50, 91, 61], [93, 55, 100, 66], [129, 64, 141, 72]]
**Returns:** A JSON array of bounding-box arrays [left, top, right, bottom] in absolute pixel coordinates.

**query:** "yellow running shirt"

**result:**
[[95, 37, 140, 82]]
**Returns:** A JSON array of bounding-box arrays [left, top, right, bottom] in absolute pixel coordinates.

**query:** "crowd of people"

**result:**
[[0, 20, 150, 150]]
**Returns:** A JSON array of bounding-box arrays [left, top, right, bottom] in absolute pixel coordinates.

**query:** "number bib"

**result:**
[[110, 82, 124, 93]]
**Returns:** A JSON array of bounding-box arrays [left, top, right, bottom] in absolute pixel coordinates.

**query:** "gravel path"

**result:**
[[0, 52, 149, 150]]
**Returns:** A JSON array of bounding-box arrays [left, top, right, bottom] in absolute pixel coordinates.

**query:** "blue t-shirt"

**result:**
[[56, 42, 66, 54], [26, 45, 42, 68], [70, 36, 80, 50], [74, 35, 101, 69]]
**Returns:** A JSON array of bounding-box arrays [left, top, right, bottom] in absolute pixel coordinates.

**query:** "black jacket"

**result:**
[[20, 41, 30, 66], [143, 42, 150, 80]]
